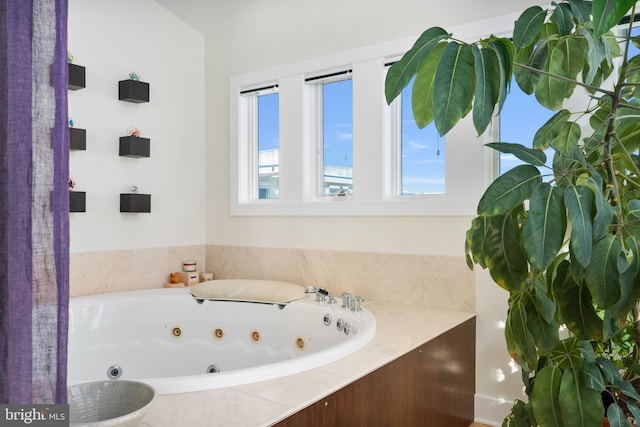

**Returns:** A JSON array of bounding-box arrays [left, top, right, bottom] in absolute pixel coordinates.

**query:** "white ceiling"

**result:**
[[153, 0, 259, 35]]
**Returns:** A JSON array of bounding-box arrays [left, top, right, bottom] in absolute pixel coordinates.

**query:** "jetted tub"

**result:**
[[68, 280, 376, 394]]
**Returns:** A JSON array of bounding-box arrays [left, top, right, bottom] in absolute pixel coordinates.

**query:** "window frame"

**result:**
[[306, 70, 354, 198], [229, 12, 518, 217]]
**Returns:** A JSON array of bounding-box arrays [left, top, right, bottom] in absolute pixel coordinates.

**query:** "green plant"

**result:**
[[385, 1, 640, 426]]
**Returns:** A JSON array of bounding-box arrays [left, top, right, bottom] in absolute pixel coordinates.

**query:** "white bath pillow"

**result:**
[[191, 279, 307, 304]]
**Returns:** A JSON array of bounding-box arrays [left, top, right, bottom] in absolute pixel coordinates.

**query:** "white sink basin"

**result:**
[[68, 380, 156, 427]]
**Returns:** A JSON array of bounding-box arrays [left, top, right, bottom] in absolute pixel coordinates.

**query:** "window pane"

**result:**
[[322, 79, 353, 195], [401, 77, 444, 195], [499, 79, 554, 175], [258, 92, 279, 199]]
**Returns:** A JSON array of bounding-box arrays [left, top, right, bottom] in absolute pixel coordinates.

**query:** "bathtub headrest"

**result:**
[[190, 279, 307, 304]]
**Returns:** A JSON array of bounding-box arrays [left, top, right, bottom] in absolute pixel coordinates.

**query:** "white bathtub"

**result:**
[[67, 282, 376, 394]]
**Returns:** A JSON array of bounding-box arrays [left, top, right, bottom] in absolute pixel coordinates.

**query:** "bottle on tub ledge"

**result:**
[[163, 261, 212, 288]]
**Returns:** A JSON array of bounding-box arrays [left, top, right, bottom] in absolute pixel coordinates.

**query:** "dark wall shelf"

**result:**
[[118, 79, 149, 103], [120, 193, 151, 213], [69, 191, 86, 212], [68, 63, 86, 90], [69, 127, 86, 150], [119, 136, 150, 158]]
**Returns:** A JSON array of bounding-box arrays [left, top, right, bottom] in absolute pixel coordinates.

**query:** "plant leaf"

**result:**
[[384, 27, 451, 104], [558, 368, 604, 427], [550, 122, 581, 154], [411, 42, 446, 129], [487, 37, 515, 113], [533, 109, 571, 149], [586, 176, 613, 241], [433, 42, 475, 135], [585, 235, 622, 309], [466, 216, 489, 269], [564, 185, 594, 268], [508, 300, 538, 371], [486, 142, 547, 166], [484, 214, 528, 292], [553, 261, 603, 340], [535, 44, 567, 110], [582, 361, 605, 391], [478, 165, 542, 216], [523, 183, 566, 270], [566, 0, 591, 24], [472, 45, 500, 135], [531, 365, 564, 427], [592, 0, 637, 39], [533, 110, 571, 149], [552, 2, 574, 36], [524, 292, 560, 351], [513, 6, 547, 50]]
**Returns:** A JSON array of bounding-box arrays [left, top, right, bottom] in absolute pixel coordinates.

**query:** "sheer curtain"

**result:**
[[0, 0, 69, 404]]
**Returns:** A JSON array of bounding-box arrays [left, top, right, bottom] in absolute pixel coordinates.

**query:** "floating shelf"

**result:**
[[118, 79, 149, 103], [68, 63, 85, 90], [120, 193, 151, 213], [69, 127, 86, 150], [119, 136, 150, 158], [69, 191, 86, 212]]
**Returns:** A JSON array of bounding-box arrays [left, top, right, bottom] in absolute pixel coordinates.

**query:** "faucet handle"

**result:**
[[341, 292, 352, 310], [352, 296, 364, 312]]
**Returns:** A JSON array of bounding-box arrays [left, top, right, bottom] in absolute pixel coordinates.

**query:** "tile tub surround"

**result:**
[[140, 302, 476, 427], [69, 245, 206, 297], [206, 245, 475, 312], [69, 244, 475, 313]]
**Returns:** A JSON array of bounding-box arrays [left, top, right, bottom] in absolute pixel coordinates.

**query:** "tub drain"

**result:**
[[207, 364, 220, 374], [107, 365, 122, 379]]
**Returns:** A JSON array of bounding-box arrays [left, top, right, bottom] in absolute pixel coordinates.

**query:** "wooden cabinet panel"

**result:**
[[275, 317, 475, 427]]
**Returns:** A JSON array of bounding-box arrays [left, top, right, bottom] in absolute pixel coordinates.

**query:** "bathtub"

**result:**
[[67, 280, 376, 394]]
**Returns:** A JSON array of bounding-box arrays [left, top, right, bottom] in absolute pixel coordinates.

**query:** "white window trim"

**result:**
[[230, 11, 524, 217]]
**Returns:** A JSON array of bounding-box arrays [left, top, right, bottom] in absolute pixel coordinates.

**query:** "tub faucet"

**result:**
[[310, 287, 336, 304]]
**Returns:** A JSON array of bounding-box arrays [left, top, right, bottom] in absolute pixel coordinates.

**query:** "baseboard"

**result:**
[[474, 394, 514, 426]]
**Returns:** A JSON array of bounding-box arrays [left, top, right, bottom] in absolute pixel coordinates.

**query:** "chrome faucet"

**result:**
[[306, 286, 336, 304]]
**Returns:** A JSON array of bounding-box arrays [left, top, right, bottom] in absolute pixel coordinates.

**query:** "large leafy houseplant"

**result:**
[[385, 0, 640, 426]]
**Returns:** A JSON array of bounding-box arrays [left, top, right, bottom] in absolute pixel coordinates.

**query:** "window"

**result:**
[[257, 92, 279, 199], [498, 77, 554, 176], [399, 77, 444, 195], [307, 72, 353, 196], [240, 85, 279, 201]]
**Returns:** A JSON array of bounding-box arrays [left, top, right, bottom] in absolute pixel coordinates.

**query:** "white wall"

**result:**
[[68, 0, 205, 253]]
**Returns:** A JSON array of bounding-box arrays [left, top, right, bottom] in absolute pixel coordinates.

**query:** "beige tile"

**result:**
[[260, 247, 301, 284], [423, 255, 475, 312], [334, 250, 379, 301], [70, 250, 134, 296], [376, 253, 424, 305], [233, 368, 349, 409], [132, 247, 170, 290], [206, 245, 262, 279], [298, 249, 335, 290], [142, 388, 290, 427]]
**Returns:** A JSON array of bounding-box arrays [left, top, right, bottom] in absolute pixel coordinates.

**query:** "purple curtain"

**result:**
[[0, 0, 69, 404]]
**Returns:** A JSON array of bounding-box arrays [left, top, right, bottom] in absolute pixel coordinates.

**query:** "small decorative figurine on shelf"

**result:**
[[128, 126, 141, 137], [129, 71, 142, 81], [68, 177, 76, 192], [68, 118, 74, 127], [129, 185, 139, 194], [67, 52, 75, 64]]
